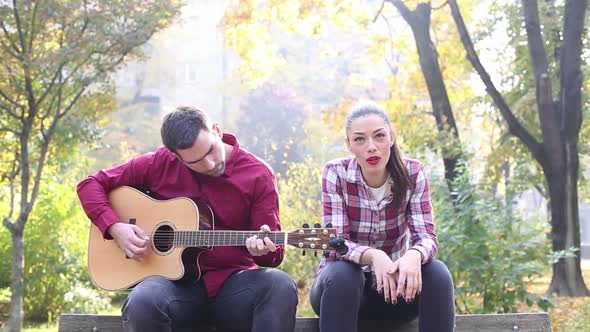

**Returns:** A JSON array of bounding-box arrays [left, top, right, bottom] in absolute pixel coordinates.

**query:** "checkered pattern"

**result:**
[[319, 157, 438, 275]]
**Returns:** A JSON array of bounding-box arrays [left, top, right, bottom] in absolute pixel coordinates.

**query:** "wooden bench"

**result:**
[[59, 312, 552, 331]]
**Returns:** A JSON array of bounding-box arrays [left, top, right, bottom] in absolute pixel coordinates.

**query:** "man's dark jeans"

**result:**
[[122, 268, 298, 332]]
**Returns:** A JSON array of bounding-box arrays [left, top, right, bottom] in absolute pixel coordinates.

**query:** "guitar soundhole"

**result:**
[[153, 225, 174, 253]]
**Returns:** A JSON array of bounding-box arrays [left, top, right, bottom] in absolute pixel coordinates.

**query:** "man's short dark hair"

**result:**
[[161, 105, 211, 153]]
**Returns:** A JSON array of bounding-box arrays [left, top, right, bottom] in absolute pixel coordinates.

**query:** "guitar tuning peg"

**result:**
[[302, 250, 306, 256], [302, 223, 309, 229], [325, 223, 333, 228], [314, 223, 321, 228]]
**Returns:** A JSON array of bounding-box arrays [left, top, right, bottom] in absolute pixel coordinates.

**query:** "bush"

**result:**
[[62, 285, 112, 315], [433, 163, 553, 313], [21, 179, 110, 322], [277, 159, 325, 288], [0, 287, 10, 325]]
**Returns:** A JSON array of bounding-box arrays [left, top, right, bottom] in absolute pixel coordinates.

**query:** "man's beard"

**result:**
[[206, 162, 225, 177]]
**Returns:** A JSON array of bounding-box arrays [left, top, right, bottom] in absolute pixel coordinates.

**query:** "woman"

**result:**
[[310, 102, 455, 332]]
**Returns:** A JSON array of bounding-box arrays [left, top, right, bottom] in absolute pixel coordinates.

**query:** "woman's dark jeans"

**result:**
[[310, 259, 455, 332]]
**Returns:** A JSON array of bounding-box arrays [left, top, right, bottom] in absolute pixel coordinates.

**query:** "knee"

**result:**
[[310, 261, 364, 316], [422, 259, 454, 291], [262, 269, 298, 305], [320, 261, 364, 295], [122, 277, 171, 317]]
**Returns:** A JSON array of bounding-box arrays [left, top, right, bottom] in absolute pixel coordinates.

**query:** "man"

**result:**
[[77, 105, 298, 332]]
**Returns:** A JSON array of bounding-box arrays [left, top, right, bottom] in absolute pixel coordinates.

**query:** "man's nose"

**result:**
[[204, 156, 215, 170]]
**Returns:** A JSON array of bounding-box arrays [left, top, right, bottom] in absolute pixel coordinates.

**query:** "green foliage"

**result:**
[[21, 179, 110, 322], [277, 158, 324, 288], [0, 287, 9, 325], [0, 1, 182, 327], [434, 161, 553, 313], [0, 228, 9, 288], [0, 169, 112, 323]]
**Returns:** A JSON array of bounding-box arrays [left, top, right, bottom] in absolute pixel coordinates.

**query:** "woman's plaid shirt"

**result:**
[[318, 157, 438, 274]]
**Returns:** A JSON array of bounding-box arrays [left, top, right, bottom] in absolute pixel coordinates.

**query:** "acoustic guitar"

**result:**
[[87, 186, 337, 291]]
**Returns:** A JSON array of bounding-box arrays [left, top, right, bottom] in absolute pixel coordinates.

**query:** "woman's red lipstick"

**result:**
[[366, 156, 381, 165]]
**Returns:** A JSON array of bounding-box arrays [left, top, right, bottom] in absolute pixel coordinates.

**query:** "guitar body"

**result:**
[[88, 186, 202, 291], [87, 186, 338, 292]]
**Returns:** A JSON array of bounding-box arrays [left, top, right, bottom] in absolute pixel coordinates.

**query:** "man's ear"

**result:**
[[212, 122, 223, 136]]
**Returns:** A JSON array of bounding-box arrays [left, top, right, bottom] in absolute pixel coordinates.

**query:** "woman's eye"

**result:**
[[354, 137, 364, 142]]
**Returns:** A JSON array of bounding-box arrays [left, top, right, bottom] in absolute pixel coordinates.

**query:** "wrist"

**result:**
[[107, 222, 123, 239], [408, 247, 424, 263], [365, 248, 386, 264]]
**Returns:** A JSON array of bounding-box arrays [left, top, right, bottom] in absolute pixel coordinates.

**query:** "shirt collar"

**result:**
[[345, 157, 394, 190], [346, 158, 365, 185], [221, 133, 239, 177]]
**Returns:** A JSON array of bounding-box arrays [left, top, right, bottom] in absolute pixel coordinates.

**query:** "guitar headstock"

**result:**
[[286, 227, 337, 250]]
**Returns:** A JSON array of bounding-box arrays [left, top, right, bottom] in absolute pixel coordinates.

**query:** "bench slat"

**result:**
[[58, 312, 551, 332]]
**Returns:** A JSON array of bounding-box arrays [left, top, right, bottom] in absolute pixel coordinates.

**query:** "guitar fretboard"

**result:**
[[171, 230, 288, 247]]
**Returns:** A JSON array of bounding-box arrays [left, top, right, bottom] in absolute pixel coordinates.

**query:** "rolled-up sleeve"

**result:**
[[406, 162, 438, 263]]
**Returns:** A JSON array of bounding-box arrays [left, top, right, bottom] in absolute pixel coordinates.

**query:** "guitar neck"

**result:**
[[172, 230, 288, 247]]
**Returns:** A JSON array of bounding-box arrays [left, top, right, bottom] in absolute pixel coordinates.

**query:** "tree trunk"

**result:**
[[448, 0, 589, 296], [6, 226, 24, 332], [390, 0, 462, 189], [546, 142, 589, 295]]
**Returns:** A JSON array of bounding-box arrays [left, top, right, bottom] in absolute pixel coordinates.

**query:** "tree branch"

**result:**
[[0, 86, 22, 110], [0, 126, 19, 135], [35, 11, 84, 107], [0, 20, 22, 54], [0, 35, 22, 59], [27, 0, 40, 53], [378, 11, 400, 75], [559, 0, 587, 139], [35, 59, 67, 107], [388, 0, 413, 21], [432, 1, 449, 10], [543, 0, 562, 65], [447, 0, 542, 160], [373, 1, 386, 23], [29, 114, 58, 217], [0, 106, 20, 121], [3, 158, 19, 228], [12, 0, 28, 54], [522, 0, 551, 79], [521, 0, 561, 150]]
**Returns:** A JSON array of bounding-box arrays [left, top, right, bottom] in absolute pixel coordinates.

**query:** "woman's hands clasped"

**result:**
[[388, 249, 422, 303], [367, 248, 423, 304]]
